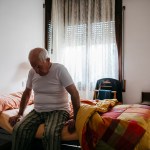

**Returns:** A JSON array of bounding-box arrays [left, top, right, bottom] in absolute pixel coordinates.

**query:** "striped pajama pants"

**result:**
[[11, 109, 69, 150]]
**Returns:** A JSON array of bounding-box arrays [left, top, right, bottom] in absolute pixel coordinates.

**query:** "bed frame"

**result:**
[[0, 127, 81, 150], [32, 139, 81, 150], [0, 127, 12, 150]]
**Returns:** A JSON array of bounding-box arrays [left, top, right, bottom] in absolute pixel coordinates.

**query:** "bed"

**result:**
[[0, 91, 79, 150], [0, 91, 150, 150]]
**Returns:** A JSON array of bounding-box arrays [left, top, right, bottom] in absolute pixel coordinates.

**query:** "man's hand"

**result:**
[[9, 115, 22, 127], [65, 119, 76, 134]]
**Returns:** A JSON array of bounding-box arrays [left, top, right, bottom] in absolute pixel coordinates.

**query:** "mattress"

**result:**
[[0, 104, 78, 141]]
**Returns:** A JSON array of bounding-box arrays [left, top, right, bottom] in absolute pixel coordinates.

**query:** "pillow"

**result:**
[[0, 91, 34, 113]]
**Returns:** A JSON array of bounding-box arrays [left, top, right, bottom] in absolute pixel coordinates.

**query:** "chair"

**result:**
[[141, 92, 150, 105], [93, 78, 123, 102]]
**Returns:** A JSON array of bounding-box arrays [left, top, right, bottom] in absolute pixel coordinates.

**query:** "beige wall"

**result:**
[[0, 0, 44, 94], [123, 0, 150, 103]]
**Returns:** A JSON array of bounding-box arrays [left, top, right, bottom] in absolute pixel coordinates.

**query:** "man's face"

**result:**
[[30, 59, 49, 76]]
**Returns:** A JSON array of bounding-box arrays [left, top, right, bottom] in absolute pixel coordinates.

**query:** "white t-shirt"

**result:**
[[26, 63, 74, 112]]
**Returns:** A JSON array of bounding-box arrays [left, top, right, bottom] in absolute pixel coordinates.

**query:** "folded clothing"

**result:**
[[98, 90, 112, 100]]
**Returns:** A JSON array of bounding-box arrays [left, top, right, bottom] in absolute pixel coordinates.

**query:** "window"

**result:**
[[45, 0, 123, 98]]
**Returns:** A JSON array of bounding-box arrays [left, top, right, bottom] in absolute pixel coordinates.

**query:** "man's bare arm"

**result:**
[[65, 84, 80, 133], [9, 87, 32, 126], [66, 84, 80, 120], [18, 88, 32, 116]]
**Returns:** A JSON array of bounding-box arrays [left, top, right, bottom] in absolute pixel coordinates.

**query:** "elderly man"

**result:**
[[9, 47, 80, 150]]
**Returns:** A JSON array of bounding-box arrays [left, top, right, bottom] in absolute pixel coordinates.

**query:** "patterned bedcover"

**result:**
[[76, 99, 150, 150]]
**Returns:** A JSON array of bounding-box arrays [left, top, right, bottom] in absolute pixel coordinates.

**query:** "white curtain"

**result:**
[[49, 0, 118, 99]]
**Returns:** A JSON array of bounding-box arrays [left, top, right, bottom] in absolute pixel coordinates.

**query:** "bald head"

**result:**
[[28, 47, 49, 63], [28, 47, 51, 76]]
